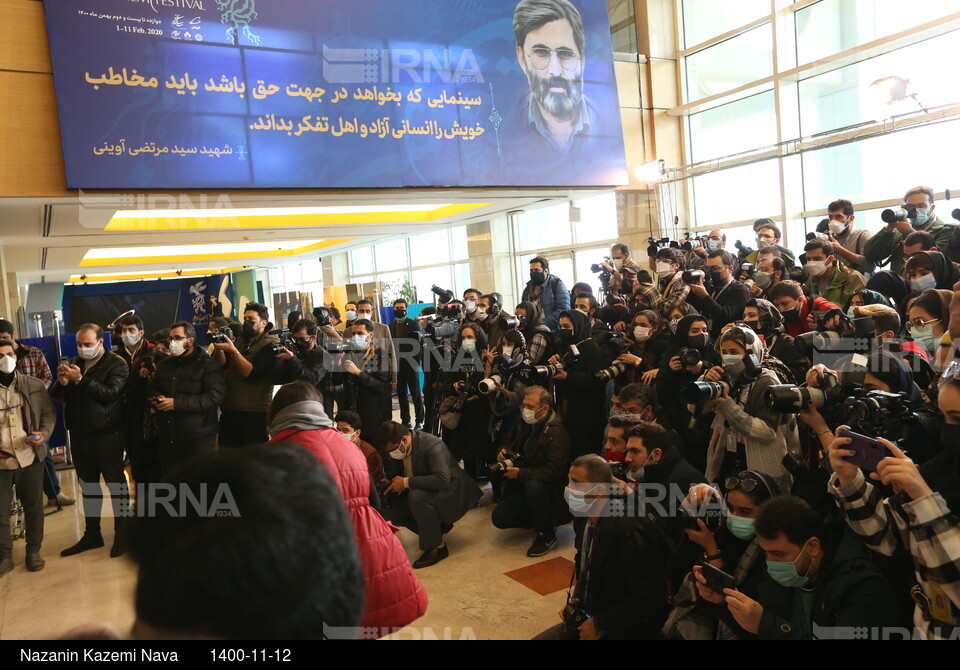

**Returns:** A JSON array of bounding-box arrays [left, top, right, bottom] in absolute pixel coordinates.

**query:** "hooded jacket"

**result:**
[[267, 401, 428, 633], [746, 298, 807, 384], [555, 309, 608, 458]]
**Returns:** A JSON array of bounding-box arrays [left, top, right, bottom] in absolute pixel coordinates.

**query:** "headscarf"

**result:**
[[866, 271, 911, 311], [671, 313, 710, 349], [634, 284, 662, 311], [843, 289, 891, 312], [906, 251, 960, 290], [744, 298, 784, 336], [559, 309, 593, 343]]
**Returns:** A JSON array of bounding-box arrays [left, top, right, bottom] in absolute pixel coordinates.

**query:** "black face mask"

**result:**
[[782, 308, 800, 322], [294, 338, 313, 354], [744, 320, 762, 334], [941, 424, 960, 449], [243, 322, 259, 338], [687, 333, 709, 349], [560, 329, 575, 345], [530, 271, 547, 285], [394, 309, 407, 319], [0, 371, 13, 387]]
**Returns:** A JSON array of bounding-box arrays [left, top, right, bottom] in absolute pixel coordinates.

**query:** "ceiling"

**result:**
[[0, 188, 600, 288]]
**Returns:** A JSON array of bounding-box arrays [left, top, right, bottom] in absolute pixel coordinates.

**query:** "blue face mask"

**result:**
[[726, 515, 756, 541], [912, 208, 931, 229], [911, 274, 937, 293], [345, 310, 357, 321], [704, 239, 720, 253], [767, 540, 812, 588], [911, 324, 939, 353]]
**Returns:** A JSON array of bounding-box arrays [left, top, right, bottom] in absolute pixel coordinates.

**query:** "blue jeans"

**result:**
[[491, 478, 556, 537]]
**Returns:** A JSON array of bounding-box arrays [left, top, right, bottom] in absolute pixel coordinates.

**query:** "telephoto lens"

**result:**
[[679, 347, 702, 367], [477, 374, 502, 395], [764, 384, 836, 413], [596, 360, 629, 381], [682, 380, 728, 404], [880, 208, 909, 224], [681, 237, 702, 251], [682, 270, 705, 285]]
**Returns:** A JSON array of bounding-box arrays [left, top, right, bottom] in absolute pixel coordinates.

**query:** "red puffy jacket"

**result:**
[[269, 426, 428, 634]]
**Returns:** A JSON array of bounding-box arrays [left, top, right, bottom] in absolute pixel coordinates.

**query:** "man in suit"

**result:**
[[376, 421, 482, 568], [355, 300, 398, 389]]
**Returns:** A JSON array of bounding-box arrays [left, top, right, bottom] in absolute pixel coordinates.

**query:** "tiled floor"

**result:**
[[1, 468, 577, 640]]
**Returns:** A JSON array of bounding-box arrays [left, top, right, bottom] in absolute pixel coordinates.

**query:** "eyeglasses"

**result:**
[[170, 335, 188, 341], [724, 475, 760, 493], [707, 235, 724, 242], [827, 214, 848, 221], [757, 235, 776, 242], [905, 317, 940, 331], [526, 47, 581, 71], [939, 359, 960, 389]]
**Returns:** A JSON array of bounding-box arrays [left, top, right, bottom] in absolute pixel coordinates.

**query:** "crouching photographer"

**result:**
[[689, 325, 795, 489], [491, 386, 570, 558]]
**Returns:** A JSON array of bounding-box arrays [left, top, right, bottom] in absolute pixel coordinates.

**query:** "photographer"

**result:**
[[740, 299, 807, 384], [491, 386, 570, 557], [485, 329, 532, 451], [667, 470, 782, 640], [742, 222, 797, 267], [211, 302, 281, 448], [768, 280, 840, 337], [686, 250, 752, 340], [313, 305, 344, 344], [146, 322, 225, 479], [699, 325, 795, 488], [573, 293, 608, 339], [827, 371, 960, 639], [443, 322, 492, 480], [803, 238, 866, 309], [654, 247, 690, 318], [338, 319, 393, 443], [615, 310, 668, 386], [388, 299, 425, 430], [599, 243, 641, 295], [275, 319, 334, 418], [824, 198, 875, 274], [478, 292, 514, 349], [550, 310, 607, 458], [521, 256, 570, 332], [864, 186, 958, 275], [751, 256, 789, 298], [514, 301, 555, 365], [694, 495, 899, 639], [685, 230, 727, 272], [532, 455, 670, 640], [116, 314, 158, 488], [462, 288, 483, 326], [356, 300, 398, 388]]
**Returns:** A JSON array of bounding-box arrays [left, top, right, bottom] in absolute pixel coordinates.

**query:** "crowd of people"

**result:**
[[2, 185, 960, 640]]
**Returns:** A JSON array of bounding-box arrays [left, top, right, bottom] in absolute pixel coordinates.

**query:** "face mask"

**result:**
[[668, 318, 680, 334], [722, 354, 745, 378], [388, 443, 407, 460], [530, 271, 546, 285], [726, 514, 756, 541], [911, 325, 938, 352], [846, 308, 858, 321], [77, 344, 101, 361], [294, 338, 313, 354], [754, 270, 772, 290], [0, 355, 16, 374], [560, 329, 575, 345], [357, 312, 372, 321], [604, 449, 625, 463], [911, 274, 937, 293], [345, 310, 357, 321], [122, 333, 141, 347], [521, 407, 543, 425], [656, 261, 674, 279], [704, 239, 720, 253], [465, 300, 477, 314], [476, 309, 488, 322], [168, 339, 187, 357], [687, 333, 708, 349], [757, 238, 774, 249], [352, 334, 368, 349], [828, 220, 847, 236], [394, 309, 407, 319], [341, 430, 357, 442], [912, 209, 931, 229], [633, 326, 651, 341], [243, 322, 259, 338], [608, 409, 624, 419], [502, 345, 515, 358], [805, 261, 828, 278], [767, 540, 812, 588], [782, 307, 800, 322], [564, 485, 602, 516], [744, 320, 762, 334], [627, 466, 645, 482], [461, 339, 476, 352]]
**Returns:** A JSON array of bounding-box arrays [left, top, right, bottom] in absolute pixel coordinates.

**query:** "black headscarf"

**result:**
[[909, 251, 960, 290], [670, 313, 711, 349], [744, 298, 784, 336], [559, 309, 593, 343], [867, 271, 911, 312]]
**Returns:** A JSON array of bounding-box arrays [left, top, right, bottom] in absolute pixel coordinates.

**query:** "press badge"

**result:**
[[929, 581, 959, 624], [8, 413, 16, 428], [726, 432, 738, 453]]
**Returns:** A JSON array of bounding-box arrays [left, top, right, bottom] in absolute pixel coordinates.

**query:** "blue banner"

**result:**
[[42, 0, 627, 188]]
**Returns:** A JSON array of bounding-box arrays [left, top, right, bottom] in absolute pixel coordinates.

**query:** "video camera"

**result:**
[[431, 284, 455, 303], [646, 237, 673, 257], [734, 240, 754, 262], [313, 306, 332, 328], [420, 303, 463, 342]]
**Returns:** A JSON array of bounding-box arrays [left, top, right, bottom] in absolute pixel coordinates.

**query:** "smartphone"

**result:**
[[837, 428, 889, 473], [701, 562, 736, 594], [59, 356, 70, 365]]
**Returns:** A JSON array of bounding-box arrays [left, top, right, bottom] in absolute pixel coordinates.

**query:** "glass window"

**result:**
[[516, 206, 573, 252], [574, 248, 612, 297], [796, 0, 957, 65], [300, 259, 322, 285], [682, 0, 770, 47], [374, 239, 408, 272], [685, 24, 773, 100], [689, 91, 777, 163], [350, 247, 374, 277], [573, 193, 618, 244], [691, 161, 781, 228], [411, 267, 451, 304], [451, 226, 469, 261], [410, 229, 450, 267], [607, 0, 637, 53], [452, 263, 471, 297]]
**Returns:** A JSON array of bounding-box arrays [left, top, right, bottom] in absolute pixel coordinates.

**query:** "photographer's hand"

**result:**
[[504, 467, 520, 480], [343, 360, 362, 376], [497, 449, 506, 463], [724, 590, 763, 634], [642, 369, 658, 384], [805, 364, 834, 388], [275, 347, 295, 360], [668, 356, 683, 372], [613, 321, 627, 333], [692, 566, 725, 605], [805, 313, 817, 331], [689, 280, 708, 299], [704, 366, 725, 383], [684, 518, 719, 555], [798, 401, 830, 435], [826, 425, 860, 487], [871, 441, 932, 500], [617, 353, 641, 367], [548, 354, 562, 366], [552, 370, 568, 381], [214, 340, 238, 355]]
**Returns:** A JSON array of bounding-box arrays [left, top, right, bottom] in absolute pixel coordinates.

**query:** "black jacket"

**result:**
[[555, 309, 607, 458], [388, 317, 423, 371], [277, 347, 329, 389], [508, 409, 570, 483], [147, 347, 226, 442], [51, 351, 129, 435], [643, 445, 706, 493], [573, 515, 670, 639], [340, 345, 392, 439], [686, 278, 752, 340]]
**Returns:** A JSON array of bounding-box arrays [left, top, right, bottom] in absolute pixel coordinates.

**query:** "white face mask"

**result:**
[[828, 220, 847, 236], [169, 339, 188, 357], [476, 308, 488, 322], [805, 260, 828, 278], [341, 430, 357, 442], [122, 332, 141, 347], [461, 339, 477, 352], [656, 261, 674, 278], [352, 334, 368, 349], [0, 355, 16, 374], [464, 300, 477, 314], [357, 311, 373, 321], [502, 345, 515, 357], [388, 441, 408, 460], [633, 326, 651, 341], [612, 258, 624, 270], [77, 343, 101, 361], [521, 406, 543, 425]]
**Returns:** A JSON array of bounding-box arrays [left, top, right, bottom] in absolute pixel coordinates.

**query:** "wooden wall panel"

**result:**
[[0, 0, 52, 74]]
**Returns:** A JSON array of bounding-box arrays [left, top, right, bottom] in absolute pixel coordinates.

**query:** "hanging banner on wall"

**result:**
[[42, 0, 627, 189]]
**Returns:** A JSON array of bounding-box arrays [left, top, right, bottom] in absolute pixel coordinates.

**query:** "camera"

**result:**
[[489, 450, 525, 474], [596, 360, 629, 381], [499, 315, 520, 331], [140, 352, 156, 372], [739, 263, 755, 280], [590, 256, 611, 274], [683, 380, 728, 404], [208, 326, 233, 344], [681, 490, 725, 533], [478, 374, 502, 395], [431, 284, 455, 303], [313, 307, 332, 328], [608, 461, 627, 482], [323, 339, 364, 354], [681, 234, 703, 251], [647, 237, 671, 257], [765, 371, 842, 413], [530, 364, 561, 383], [881, 208, 910, 224], [562, 598, 588, 633], [734, 240, 754, 261], [678, 347, 702, 367], [682, 270, 705, 285], [840, 390, 915, 436]]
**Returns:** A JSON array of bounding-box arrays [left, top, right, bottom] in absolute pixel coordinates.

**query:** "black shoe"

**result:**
[[110, 534, 128, 558], [412, 543, 449, 569], [527, 532, 558, 557], [25, 552, 45, 572], [60, 532, 105, 557], [440, 522, 453, 535]]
